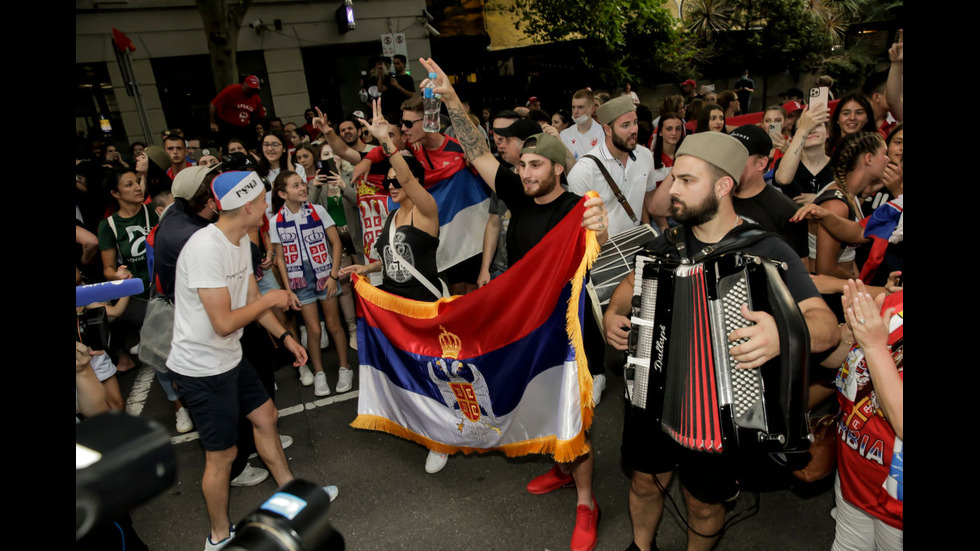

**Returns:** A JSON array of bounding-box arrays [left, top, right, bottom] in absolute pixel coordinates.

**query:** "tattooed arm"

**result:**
[[419, 58, 501, 190]]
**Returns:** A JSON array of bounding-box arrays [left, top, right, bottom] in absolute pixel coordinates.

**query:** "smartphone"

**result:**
[[316, 158, 338, 176], [768, 122, 782, 139], [809, 86, 829, 112]]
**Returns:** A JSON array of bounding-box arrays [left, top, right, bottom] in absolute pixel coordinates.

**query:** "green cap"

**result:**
[[521, 133, 567, 171], [675, 132, 749, 184], [596, 95, 636, 126]]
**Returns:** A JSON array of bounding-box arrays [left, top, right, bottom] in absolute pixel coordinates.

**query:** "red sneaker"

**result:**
[[570, 498, 600, 551], [526, 464, 575, 495]]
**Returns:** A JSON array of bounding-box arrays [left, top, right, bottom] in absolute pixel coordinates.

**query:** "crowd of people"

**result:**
[[76, 31, 903, 551]]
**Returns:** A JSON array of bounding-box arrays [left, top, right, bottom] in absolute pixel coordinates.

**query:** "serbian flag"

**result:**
[[351, 193, 599, 462], [858, 195, 903, 284], [388, 168, 491, 273]]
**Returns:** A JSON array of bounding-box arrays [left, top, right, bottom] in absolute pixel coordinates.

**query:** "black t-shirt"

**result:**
[[153, 200, 211, 301], [733, 187, 809, 258], [641, 225, 819, 304], [773, 157, 834, 199], [494, 164, 581, 264], [381, 73, 416, 116]]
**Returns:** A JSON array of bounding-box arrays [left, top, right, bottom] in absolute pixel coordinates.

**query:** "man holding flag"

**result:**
[[414, 57, 609, 551]]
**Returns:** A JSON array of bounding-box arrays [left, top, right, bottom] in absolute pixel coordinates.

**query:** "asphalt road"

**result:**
[[115, 342, 836, 551]]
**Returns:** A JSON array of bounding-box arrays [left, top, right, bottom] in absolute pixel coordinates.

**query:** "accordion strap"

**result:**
[[664, 222, 773, 262]]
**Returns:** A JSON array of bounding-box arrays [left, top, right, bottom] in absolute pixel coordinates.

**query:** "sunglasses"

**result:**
[[401, 119, 423, 128], [383, 177, 402, 189]]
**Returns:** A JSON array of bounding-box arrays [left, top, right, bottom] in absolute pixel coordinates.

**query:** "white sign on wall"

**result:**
[[380, 33, 410, 72]]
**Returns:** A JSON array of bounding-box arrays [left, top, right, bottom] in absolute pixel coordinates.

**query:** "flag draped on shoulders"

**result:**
[[859, 195, 903, 284], [352, 193, 600, 462], [389, 168, 491, 273]]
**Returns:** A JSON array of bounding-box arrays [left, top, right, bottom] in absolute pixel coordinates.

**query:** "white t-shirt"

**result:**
[[566, 142, 657, 236], [269, 203, 337, 264], [560, 120, 606, 161], [168, 225, 253, 377]]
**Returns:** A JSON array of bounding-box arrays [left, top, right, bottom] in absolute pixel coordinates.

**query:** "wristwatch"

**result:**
[[277, 330, 294, 345]]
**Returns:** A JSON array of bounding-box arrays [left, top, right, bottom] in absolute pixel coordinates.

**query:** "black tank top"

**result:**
[[375, 209, 441, 301]]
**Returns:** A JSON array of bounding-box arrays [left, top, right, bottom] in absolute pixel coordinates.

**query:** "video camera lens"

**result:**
[[227, 479, 344, 551]]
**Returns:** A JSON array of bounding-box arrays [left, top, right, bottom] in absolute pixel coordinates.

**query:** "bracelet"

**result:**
[[277, 330, 294, 345], [838, 322, 854, 345], [330, 273, 339, 281]]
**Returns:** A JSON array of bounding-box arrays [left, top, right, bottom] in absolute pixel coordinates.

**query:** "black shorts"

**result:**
[[621, 400, 739, 504], [170, 359, 270, 451], [442, 253, 481, 285]]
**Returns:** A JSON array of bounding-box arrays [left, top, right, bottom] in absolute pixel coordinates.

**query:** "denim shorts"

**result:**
[[292, 260, 340, 305], [256, 267, 282, 295]]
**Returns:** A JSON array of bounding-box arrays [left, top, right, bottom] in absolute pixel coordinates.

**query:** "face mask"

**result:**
[[573, 114, 591, 125]]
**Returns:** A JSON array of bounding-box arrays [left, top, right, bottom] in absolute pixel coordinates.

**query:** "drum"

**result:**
[[590, 224, 659, 307]]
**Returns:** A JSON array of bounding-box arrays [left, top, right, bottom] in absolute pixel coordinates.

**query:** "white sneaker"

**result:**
[[175, 407, 193, 433], [298, 365, 314, 387], [322, 485, 339, 502], [319, 321, 329, 349], [591, 374, 607, 407], [204, 535, 231, 551], [230, 463, 269, 487], [336, 367, 353, 393], [314, 371, 331, 396], [204, 525, 235, 551], [425, 450, 449, 474], [348, 322, 358, 351], [129, 343, 141, 355]]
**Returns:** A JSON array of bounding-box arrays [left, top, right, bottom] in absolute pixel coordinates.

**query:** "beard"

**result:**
[[671, 191, 719, 226], [523, 171, 558, 198], [612, 131, 637, 153]]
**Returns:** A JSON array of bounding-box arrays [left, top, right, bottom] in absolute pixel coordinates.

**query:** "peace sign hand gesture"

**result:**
[[358, 99, 391, 143], [312, 106, 334, 136]]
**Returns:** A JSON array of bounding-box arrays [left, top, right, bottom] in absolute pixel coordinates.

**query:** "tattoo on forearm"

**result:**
[[448, 106, 489, 159]]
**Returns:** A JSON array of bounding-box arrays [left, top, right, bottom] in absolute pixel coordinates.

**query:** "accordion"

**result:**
[[626, 252, 811, 453]]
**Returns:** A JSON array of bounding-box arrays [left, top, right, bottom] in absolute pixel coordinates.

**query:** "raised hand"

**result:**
[[357, 99, 391, 142], [842, 279, 892, 353], [417, 58, 457, 103], [312, 107, 334, 136]]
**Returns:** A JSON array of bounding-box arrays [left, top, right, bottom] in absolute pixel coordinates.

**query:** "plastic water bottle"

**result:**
[[422, 72, 440, 133]]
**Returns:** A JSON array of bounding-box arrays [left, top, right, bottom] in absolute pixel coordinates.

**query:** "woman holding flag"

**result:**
[[340, 99, 450, 473]]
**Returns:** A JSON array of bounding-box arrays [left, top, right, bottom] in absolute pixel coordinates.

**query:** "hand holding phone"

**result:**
[[809, 86, 829, 112]]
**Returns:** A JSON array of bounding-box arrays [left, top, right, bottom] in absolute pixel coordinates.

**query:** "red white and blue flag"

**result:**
[[351, 194, 599, 461]]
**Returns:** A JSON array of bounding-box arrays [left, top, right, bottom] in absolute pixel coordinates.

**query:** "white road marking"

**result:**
[[125, 365, 157, 417], [169, 390, 360, 445]]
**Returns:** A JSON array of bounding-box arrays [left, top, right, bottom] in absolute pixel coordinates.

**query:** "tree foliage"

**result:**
[[685, 0, 832, 79], [510, 0, 700, 86]]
